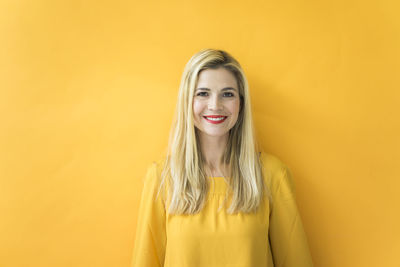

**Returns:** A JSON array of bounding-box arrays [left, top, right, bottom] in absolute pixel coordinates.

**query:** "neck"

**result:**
[[197, 131, 229, 176]]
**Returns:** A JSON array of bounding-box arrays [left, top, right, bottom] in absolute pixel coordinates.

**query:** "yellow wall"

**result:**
[[1, 0, 399, 266]]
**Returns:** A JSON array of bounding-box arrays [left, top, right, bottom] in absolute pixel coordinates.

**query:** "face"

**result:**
[[193, 67, 241, 138]]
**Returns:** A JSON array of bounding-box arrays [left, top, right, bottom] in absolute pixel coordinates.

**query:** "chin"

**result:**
[[202, 131, 229, 137]]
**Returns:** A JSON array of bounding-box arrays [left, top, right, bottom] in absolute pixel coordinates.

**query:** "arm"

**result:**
[[269, 164, 314, 267], [131, 162, 167, 267]]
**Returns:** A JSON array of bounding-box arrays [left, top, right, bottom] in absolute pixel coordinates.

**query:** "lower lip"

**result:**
[[203, 116, 227, 124]]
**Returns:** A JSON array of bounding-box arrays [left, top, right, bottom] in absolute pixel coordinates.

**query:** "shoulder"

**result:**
[[148, 157, 167, 175], [259, 151, 294, 195], [142, 156, 169, 188], [139, 157, 170, 205], [259, 151, 289, 174]]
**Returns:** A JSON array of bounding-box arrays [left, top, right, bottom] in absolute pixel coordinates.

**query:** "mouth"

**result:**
[[203, 115, 227, 124]]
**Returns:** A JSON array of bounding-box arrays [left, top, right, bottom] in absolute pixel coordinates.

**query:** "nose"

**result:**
[[208, 94, 222, 110]]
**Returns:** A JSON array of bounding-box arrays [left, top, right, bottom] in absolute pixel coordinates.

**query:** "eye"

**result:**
[[196, 92, 208, 97], [223, 92, 234, 97]]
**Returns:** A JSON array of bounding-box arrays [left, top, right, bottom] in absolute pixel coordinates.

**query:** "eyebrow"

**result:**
[[196, 87, 237, 91]]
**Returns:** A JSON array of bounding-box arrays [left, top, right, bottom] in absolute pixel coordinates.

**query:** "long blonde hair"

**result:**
[[158, 48, 268, 215]]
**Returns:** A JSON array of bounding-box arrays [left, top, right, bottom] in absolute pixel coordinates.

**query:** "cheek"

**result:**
[[192, 100, 203, 117], [229, 99, 241, 115]]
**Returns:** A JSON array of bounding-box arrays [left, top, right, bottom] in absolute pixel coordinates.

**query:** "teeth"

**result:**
[[205, 117, 225, 121]]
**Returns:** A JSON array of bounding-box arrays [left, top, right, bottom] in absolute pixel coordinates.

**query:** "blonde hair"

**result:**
[[158, 48, 269, 215]]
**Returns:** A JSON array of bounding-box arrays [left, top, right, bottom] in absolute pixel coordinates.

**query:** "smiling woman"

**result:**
[[131, 49, 313, 267], [193, 67, 241, 167]]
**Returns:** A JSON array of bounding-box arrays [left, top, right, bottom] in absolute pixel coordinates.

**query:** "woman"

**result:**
[[131, 49, 313, 267]]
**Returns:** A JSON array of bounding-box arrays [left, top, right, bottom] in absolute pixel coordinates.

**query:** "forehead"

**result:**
[[196, 68, 238, 89]]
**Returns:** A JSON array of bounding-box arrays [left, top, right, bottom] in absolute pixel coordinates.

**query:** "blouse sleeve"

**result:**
[[131, 162, 167, 267], [268, 164, 314, 267]]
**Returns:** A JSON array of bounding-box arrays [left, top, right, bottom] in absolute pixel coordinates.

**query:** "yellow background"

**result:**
[[1, 0, 399, 266]]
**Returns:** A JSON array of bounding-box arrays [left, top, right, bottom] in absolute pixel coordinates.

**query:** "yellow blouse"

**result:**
[[131, 152, 313, 267]]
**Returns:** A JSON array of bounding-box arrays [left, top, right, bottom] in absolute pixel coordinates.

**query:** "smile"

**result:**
[[203, 116, 227, 124]]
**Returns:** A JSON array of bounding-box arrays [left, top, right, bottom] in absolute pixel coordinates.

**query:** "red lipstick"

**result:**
[[203, 115, 227, 124]]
